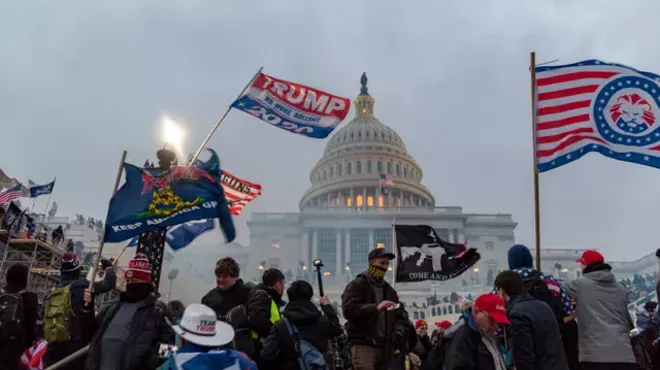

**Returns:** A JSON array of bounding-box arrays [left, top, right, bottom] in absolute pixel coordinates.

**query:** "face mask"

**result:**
[[367, 264, 387, 280], [124, 282, 154, 302]]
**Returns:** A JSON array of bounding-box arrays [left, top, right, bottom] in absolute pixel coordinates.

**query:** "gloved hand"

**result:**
[[100, 258, 113, 270]]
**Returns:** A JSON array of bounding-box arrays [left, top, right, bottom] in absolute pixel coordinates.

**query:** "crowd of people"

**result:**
[[1, 244, 660, 370]]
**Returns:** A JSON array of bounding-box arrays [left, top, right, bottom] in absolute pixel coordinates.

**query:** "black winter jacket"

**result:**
[[261, 300, 342, 370], [445, 312, 501, 370], [247, 283, 286, 339], [84, 294, 174, 370], [201, 279, 253, 319], [341, 272, 409, 348], [506, 293, 569, 370]]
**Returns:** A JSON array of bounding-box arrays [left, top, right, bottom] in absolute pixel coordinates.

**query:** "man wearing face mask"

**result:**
[[83, 253, 174, 370], [341, 248, 409, 370]]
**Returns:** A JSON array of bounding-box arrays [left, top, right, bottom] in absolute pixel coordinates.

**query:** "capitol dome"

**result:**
[[299, 73, 435, 210]]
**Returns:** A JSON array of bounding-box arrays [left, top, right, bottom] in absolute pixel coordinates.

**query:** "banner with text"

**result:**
[[231, 72, 350, 138]]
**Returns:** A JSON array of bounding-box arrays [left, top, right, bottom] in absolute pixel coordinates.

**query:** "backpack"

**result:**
[[223, 305, 255, 358], [0, 290, 26, 352], [283, 318, 329, 370], [43, 284, 73, 344], [522, 272, 565, 328]]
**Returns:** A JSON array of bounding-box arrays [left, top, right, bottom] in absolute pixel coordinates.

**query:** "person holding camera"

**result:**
[[341, 248, 409, 370]]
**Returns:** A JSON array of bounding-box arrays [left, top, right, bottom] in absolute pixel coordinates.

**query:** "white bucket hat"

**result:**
[[171, 303, 234, 347]]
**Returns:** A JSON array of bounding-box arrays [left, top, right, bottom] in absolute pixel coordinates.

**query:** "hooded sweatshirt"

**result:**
[[492, 244, 574, 316], [562, 262, 636, 364]]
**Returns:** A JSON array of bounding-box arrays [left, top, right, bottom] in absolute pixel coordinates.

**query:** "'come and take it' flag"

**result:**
[[232, 72, 350, 139]]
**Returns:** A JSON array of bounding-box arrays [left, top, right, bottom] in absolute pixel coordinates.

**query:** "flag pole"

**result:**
[[87, 150, 127, 292], [41, 177, 56, 223], [189, 66, 264, 164], [391, 219, 397, 287], [530, 51, 542, 271]]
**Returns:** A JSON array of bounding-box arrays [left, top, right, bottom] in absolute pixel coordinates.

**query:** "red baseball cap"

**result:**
[[474, 294, 511, 325], [435, 320, 452, 330], [575, 250, 604, 265]]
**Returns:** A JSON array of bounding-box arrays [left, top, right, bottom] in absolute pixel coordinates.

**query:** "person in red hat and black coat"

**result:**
[[83, 253, 174, 370]]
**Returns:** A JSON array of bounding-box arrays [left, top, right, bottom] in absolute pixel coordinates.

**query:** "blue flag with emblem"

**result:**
[[104, 149, 235, 244], [29, 178, 56, 198], [125, 219, 215, 251], [172, 349, 258, 370]]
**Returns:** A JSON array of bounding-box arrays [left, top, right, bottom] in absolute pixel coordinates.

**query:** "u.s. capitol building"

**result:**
[[246, 74, 518, 302]]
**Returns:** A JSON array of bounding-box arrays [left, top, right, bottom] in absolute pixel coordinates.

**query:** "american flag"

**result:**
[[221, 170, 262, 216], [535, 59, 660, 172], [19, 339, 47, 370], [379, 173, 393, 186], [0, 184, 23, 205]]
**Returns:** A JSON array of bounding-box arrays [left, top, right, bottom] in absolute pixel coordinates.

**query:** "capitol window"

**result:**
[[357, 161, 362, 174], [367, 195, 374, 207], [396, 164, 400, 177], [367, 160, 372, 173], [485, 241, 494, 251], [330, 167, 334, 178], [356, 194, 363, 207], [404, 167, 408, 178], [346, 196, 353, 207], [347, 162, 352, 174], [338, 163, 342, 176], [323, 170, 327, 181], [378, 195, 384, 207], [387, 162, 392, 174], [377, 161, 383, 173]]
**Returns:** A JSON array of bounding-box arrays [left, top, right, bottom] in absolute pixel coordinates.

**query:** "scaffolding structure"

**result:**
[[0, 229, 62, 299]]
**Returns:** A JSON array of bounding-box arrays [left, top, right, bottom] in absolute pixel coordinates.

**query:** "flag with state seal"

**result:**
[[535, 59, 660, 172]]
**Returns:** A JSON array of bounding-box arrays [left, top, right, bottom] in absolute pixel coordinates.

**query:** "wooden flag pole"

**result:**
[[189, 66, 264, 165], [530, 51, 542, 271], [87, 150, 127, 292]]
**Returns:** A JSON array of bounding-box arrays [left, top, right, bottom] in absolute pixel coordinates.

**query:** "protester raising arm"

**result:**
[[91, 258, 117, 295]]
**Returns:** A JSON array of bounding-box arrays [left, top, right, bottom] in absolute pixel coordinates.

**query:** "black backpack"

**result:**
[[523, 272, 565, 327], [223, 304, 255, 358], [0, 290, 26, 364]]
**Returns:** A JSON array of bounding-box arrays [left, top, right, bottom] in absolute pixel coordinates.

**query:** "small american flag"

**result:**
[[221, 170, 262, 216], [19, 339, 47, 370], [0, 184, 23, 205], [379, 173, 393, 186], [535, 59, 660, 172]]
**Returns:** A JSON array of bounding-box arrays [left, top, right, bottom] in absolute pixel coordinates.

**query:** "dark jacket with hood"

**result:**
[[492, 244, 574, 316], [247, 283, 287, 339], [506, 292, 569, 370], [261, 300, 342, 370], [444, 309, 506, 370], [563, 262, 636, 364], [1, 265, 39, 368], [341, 271, 409, 349], [201, 278, 253, 319], [85, 292, 174, 370]]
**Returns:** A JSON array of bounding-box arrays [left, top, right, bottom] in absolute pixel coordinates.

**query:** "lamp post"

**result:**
[[167, 268, 179, 302], [473, 267, 480, 285], [136, 144, 177, 291]]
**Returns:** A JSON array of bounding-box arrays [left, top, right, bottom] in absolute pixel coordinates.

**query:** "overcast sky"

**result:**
[[2, 0, 659, 263]]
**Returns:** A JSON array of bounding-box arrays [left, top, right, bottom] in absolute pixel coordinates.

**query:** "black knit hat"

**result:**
[[287, 280, 314, 302]]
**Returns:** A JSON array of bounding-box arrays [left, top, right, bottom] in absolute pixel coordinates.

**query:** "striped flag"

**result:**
[[221, 170, 262, 216], [379, 173, 393, 186], [535, 59, 660, 172], [19, 339, 47, 370], [0, 184, 23, 205]]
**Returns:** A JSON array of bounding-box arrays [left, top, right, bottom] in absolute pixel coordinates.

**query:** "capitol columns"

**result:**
[[335, 228, 342, 277], [300, 229, 308, 269], [312, 229, 318, 263], [344, 229, 351, 272]]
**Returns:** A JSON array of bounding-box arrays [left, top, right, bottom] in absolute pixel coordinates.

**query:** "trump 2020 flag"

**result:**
[[395, 225, 480, 283], [231, 72, 350, 138], [535, 59, 660, 172], [29, 179, 55, 198], [104, 150, 235, 244]]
